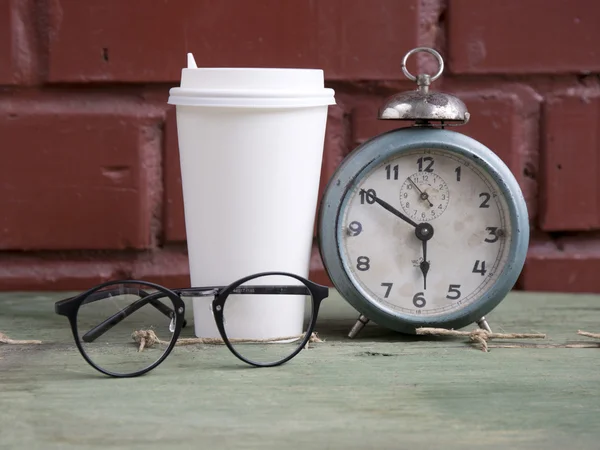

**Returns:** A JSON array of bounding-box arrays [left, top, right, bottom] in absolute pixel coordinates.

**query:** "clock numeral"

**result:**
[[472, 260, 487, 276], [385, 164, 399, 180], [413, 292, 426, 308], [479, 192, 491, 208], [417, 156, 434, 173], [356, 256, 370, 271], [381, 282, 393, 298], [348, 221, 363, 236], [359, 189, 376, 205], [446, 284, 461, 300], [484, 226, 499, 243], [455, 166, 461, 181]]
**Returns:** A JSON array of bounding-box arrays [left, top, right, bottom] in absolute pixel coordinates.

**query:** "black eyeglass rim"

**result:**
[[54, 271, 329, 377], [58, 279, 186, 378], [210, 271, 329, 368]]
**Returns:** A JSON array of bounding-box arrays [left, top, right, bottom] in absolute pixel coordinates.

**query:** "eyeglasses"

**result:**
[[54, 271, 329, 378]]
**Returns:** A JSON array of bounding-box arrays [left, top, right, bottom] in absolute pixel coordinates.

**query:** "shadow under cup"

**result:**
[[75, 283, 178, 376], [220, 273, 315, 366]]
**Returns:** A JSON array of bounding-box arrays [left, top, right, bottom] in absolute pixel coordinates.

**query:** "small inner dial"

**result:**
[[399, 171, 450, 221]]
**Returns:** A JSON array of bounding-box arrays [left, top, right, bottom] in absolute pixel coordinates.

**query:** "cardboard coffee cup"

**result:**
[[168, 54, 335, 339]]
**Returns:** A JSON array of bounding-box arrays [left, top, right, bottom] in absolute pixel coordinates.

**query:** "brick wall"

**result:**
[[1, 0, 600, 293]]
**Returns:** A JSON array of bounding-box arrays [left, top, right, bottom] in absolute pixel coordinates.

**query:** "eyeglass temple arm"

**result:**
[[99, 289, 178, 321], [56, 288, 176, 321], [81, 285, 311, 342], [176, 285, 311, 297], [79, 288, 219, 343], [80, 291, 177, 343], [79, 289, 190, 343]]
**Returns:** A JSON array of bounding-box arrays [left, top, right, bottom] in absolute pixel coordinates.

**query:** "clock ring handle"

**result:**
[[401, 47, 444, 82]]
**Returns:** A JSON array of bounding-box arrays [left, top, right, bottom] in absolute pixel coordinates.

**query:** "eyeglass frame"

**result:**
[[54, 271, 330, 378]]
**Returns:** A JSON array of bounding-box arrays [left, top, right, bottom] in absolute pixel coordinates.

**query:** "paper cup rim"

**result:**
[[168, 87, 336, 108]]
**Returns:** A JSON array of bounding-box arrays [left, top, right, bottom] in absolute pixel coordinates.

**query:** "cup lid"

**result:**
[[168, 53, 336, 108]]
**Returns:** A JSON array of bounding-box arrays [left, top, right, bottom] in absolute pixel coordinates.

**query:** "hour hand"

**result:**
[[360, 189, 417, 228], [419, 240, 430, 290], [415, 223, 434, 290]]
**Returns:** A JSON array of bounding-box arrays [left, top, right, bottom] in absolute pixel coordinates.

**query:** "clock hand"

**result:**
[[361, 188, 433, 288], [408, 177, 434, 207], [360, 189, 417, 228], [420, 240, 429, 290], [415, 223, 434, 290]]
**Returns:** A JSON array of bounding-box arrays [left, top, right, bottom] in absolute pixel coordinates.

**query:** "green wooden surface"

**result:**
[[1, 289, 600, 450]]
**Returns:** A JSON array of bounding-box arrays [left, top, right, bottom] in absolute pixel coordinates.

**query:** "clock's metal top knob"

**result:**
[[379, 47, 470, 126]]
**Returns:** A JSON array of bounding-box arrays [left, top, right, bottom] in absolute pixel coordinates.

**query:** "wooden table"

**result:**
[[1, 289, 599, 449]]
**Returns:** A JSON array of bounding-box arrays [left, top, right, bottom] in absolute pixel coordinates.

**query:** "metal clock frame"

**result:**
[[317, 126, 530, 335]]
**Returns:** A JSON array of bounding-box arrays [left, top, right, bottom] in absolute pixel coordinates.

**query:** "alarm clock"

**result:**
[[317, 47, 529, 337]]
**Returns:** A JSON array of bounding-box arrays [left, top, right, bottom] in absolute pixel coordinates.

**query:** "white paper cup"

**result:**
[[168, 54, 335, 339]]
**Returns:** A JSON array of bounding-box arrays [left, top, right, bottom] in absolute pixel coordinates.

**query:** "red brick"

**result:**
[[0, 0, 38, 85], [448, 0, 600, 74], [317, 0, 420, 80], [47, 0, 311, 82], [351, 93, 412, 148], [313, 102, 351, 237], [0, 1, 12, 83], [454, 85, 541, 222], [309, 241, 332, 286], [0, 95, 164, 250], [540, 88, 600, 231], [323, 102, 351, 184], [131, 248, 191, 288], [418, 0, 447, 64], [0, 248, 191, 291], [521, 235, 600, 293], [0, 254, 129, 291], [163, 107, 187, 242], [47, 0, 420, 83]]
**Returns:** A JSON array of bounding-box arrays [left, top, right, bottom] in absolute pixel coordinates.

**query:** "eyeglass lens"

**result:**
[[75, 283, 178, 376], [221, 273, 315, 365]]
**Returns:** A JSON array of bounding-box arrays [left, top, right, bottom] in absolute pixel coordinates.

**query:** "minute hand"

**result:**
[[360, 189, 418, 228]]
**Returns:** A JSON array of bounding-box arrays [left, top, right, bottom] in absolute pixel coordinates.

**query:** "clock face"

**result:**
[[338, 148, 513, 318]]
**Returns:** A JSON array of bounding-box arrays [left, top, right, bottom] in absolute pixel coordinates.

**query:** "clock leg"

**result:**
[[348, 314, 370, 338], [476, 316, 492, 333]]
